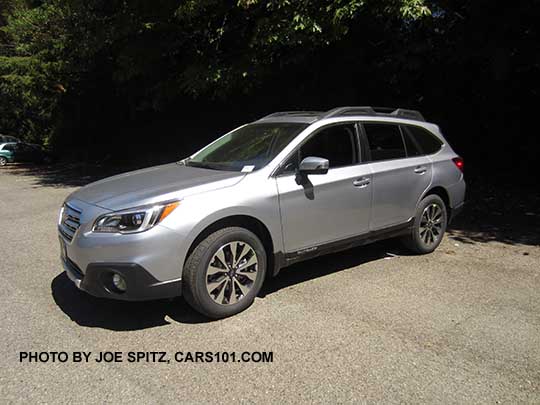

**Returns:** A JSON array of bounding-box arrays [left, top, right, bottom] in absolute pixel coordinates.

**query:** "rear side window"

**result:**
[[364, 123, 406, 161], [402, 129, 422, 157], [405, 125, 443, 155]]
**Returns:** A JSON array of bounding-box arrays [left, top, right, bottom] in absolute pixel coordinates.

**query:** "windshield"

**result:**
[[186, 123, 307, 171]]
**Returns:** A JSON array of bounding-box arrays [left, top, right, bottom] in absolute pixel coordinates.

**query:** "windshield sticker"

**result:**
[[241, 165, 255, 173]]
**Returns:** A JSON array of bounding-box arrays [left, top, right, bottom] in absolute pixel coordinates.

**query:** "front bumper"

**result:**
[[59, 198, 189, 283], [62, 257, 182, 301]]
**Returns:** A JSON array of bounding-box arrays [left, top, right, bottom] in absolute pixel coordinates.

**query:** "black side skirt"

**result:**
[[273, 219, 413, 275]]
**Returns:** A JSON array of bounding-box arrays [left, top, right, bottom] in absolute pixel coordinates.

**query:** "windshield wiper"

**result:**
[[176, 157, 190, 166], [183, 160, 232, 171]]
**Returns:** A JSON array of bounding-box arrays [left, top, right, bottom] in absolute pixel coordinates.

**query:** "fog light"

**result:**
[[112, 274, 127, 292]]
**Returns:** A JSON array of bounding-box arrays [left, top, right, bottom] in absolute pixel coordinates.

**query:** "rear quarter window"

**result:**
[[405, 125, 443, 155]]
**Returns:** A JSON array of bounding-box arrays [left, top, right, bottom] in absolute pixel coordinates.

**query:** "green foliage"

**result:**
[[0, 1, 69, 143], [173, 0, 432, 95], [0, 0, 433, 143]]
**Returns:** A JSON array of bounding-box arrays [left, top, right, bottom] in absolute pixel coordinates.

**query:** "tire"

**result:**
[[0, 156, 7, 167], [401, 194, 448, 254], [182, 227, 267, 319]]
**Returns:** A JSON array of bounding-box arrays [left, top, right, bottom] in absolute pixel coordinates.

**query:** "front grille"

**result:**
[[59, 203, 82, 242]]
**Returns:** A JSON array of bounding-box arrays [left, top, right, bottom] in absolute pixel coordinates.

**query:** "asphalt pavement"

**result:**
[[0, 166, 539, 403]]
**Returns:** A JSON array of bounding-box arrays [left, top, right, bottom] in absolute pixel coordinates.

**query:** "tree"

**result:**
[[0, 0, 431, 145]]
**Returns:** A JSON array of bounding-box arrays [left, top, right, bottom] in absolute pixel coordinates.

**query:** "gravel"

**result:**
[[1, 166, 539, 403]]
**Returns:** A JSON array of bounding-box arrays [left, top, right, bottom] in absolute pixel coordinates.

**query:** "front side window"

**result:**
[[187, 123, 307, 171], [364, 123, 406, 161], [281, 124, 358, 173], [2, 144, 16, 152]]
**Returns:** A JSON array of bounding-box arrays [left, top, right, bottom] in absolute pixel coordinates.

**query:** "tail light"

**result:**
[[452, 157, 464, 172]]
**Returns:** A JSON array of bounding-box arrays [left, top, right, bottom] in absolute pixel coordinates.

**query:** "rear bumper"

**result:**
[[450, 201, 465, 223], [62, 257, 182, 301]]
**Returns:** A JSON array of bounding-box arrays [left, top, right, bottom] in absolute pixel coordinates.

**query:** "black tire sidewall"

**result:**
[[187, 228, 267, 319], [411, 195, 447, 254]]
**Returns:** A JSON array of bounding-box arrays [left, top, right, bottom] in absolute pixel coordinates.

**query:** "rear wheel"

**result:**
[[402, 194, 447, 254], [0, 156, 7, 166], [182, 227, 267, 319]]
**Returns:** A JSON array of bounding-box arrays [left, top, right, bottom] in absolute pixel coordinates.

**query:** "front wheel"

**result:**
[[0, 156, 7, 166], [401, 194, 447, 254], [182, 227, 267, 319]]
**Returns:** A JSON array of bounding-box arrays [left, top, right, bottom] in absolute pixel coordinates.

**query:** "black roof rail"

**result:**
[[257, 107, 425, 122], [259, 111, 323, 120], [323, 106, 425, 122], [390, 108, 425, 121], [323, 106, 376, 118]]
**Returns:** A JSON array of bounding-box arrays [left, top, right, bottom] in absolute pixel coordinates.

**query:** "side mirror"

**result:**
[[298, 156, 329, 175]]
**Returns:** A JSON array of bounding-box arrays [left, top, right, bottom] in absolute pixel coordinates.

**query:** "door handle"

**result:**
[[414, 166, 427, 174], [353, 177, 370, 187]]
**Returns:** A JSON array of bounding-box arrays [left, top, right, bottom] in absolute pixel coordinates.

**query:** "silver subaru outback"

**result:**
[[59, 107, 465, 318]]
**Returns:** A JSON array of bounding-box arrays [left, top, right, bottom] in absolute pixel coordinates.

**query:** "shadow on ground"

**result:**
[[260, 240, 396, 296], [51, 272, 206, 330], [51, 240, 397, 331], [1, 162, 140, 188], [446, 174, 540, 247]]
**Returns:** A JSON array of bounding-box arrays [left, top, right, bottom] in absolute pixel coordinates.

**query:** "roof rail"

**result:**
[[323, 106, 376, 118], [323, 106, 425, 122], [260, 111, 323, 120], [389, 108, 425, 121], [258, 107, 425, 122]]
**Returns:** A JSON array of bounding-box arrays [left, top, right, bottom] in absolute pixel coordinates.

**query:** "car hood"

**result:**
[[67, 163, 245, 211]]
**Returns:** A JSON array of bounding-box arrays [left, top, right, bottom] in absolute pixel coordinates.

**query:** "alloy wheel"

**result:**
[[0, 157, 7, 166], [419, 203, 444, 245], [205, 241, 258, 305]]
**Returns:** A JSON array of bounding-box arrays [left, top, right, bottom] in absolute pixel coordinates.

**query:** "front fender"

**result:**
[[159, 176, 283, 274]]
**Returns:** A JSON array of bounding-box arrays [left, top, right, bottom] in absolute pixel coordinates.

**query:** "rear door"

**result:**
[[361, 122, 432, 230], [276, 123, 372, 253]]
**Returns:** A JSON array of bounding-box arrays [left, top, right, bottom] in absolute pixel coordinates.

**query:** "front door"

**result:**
[[276, 124, 372, 253]]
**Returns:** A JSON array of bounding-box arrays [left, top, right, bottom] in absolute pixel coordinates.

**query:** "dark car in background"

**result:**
[[0, 134, 21, 144], [0, 142, 52, 166]]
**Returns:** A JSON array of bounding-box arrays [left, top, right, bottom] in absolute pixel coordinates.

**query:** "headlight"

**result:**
[[92, 201, 180, 234]]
